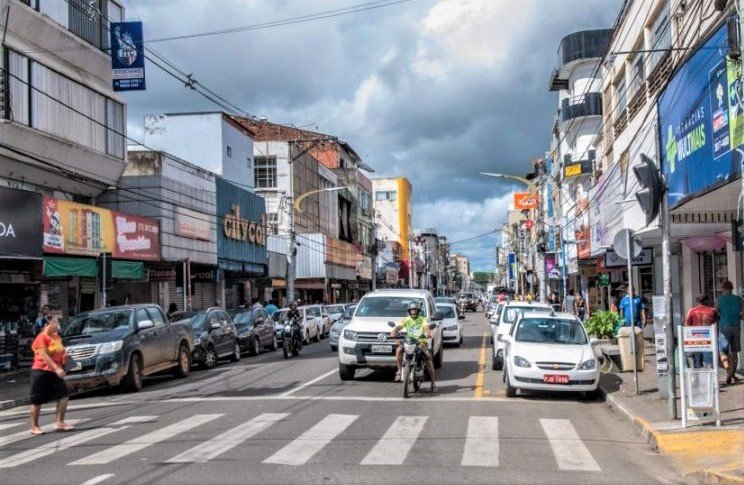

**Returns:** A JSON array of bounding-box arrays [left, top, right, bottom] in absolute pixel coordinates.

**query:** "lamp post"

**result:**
[[287, 186, 349, 303]]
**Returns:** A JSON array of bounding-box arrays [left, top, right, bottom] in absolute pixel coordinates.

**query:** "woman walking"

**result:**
[[29, 316, 73, 435]]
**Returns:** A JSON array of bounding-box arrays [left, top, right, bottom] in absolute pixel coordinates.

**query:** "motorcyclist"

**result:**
[[285, 301, 302, 342], [391, 302, 437, 393]]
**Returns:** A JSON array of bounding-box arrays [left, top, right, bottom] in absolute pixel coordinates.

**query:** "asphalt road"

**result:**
[[0, 312, 685, 484]]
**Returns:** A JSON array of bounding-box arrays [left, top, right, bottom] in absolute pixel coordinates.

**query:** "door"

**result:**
[[304, 308, 317, 339], [205, 311, 225, 355], [147, 306, 173, 363], [216, 311, 235, 356], [135, 308, 160, 369], [253, 309, 271, 347]]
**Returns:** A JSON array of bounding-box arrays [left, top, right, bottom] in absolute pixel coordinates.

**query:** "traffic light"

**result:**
[[633, 154, 665, 226]]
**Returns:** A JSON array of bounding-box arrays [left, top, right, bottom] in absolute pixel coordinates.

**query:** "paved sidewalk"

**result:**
[[0, 368, 31, 410], [600, 342, 744, 484]]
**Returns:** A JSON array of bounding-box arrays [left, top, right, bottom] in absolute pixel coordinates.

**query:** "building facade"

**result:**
[[372, 177, 413, 286]]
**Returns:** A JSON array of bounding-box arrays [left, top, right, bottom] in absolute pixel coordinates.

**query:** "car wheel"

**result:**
[[504, 370, 516, 398], [283, 345, 289, 359], [314, 326, 321, 342], [250, 338, 261, 356], [122, 354, 143, 392], [269, 335, 278, 351], [303, 330, 310, 346], [230, 342, 241, 362], [203, 346, 218, 369], [433, 345, 443, 369], [172, 344, 190, 378], [339, 363, 355, 381]]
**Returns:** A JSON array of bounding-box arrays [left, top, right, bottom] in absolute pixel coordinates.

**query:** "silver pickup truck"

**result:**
[[61, 304, 195, 392]]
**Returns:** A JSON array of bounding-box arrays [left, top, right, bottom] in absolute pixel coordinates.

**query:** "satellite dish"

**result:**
[[613, 229, 642, 261]]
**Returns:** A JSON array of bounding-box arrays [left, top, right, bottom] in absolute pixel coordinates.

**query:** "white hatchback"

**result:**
[[492, 302, 552, 370], [436, 303, 463, 347], [500, 312, 600, 397]]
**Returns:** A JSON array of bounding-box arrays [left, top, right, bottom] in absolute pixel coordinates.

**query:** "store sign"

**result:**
[[683, 326, 714, 352], [513, 192, 538, 210], [216, 178, 267, 267], [604, 248, 653, 268], [147, 264, 176, 282], [659, 24, 743, 207], [111, 22, 146, 91], [42, 198, 159, 261], [223, 204, 266, 246], [0, 187, 43, 257], [599, 273, 610, 287], [564, 160, 592, 178], [175, 207, 212, 241]]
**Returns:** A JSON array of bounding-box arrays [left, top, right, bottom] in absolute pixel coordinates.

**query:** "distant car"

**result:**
[[456, 292, 478, 312], [324, 304, 347, 324], [272, 307, 317, 345], [329, 304, 356, 352], [489, 301, 508, 330], [492, 301, 552, 370], [437, 303, 464, 347], [229, 308, 278, 355], [187, 308, 240, 368], [501, 312, 600, 398], [434, 297, 457, 306]]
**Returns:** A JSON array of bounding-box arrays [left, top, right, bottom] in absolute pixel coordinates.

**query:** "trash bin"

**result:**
[[616, 326, 644, 372]]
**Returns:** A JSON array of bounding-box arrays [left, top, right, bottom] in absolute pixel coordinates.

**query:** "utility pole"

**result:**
[[661, 185, 676, 418], [536, 159, 548, 302], [371, 212, 378, 291]]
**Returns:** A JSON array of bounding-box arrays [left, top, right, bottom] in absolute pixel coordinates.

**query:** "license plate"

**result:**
[[543, 374, 569, 384], [370, 344, 393, 354]]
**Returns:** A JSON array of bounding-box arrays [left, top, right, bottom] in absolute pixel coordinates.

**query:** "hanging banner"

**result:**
[[575, 186, 591, 259], [111, 21, 146, 91], [513, 192, 538, 210]]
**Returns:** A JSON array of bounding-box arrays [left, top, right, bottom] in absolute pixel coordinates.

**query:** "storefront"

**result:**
[[216, 178, 267, 309]]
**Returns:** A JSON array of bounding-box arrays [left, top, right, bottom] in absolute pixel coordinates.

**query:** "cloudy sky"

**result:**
[[123, 0, 622, 271]]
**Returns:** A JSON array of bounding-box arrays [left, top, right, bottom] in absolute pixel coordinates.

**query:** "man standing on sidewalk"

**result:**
[[620, 290, 646, 329], [716, 281, 742, 384]]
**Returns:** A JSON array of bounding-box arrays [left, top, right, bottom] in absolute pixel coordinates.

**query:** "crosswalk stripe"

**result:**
[[166, 413, 289, 463], [0, 419, 87, 449], [110, 416, 159, 425], [361, 416, 427, 465], [263, 414, 358, 466], [461, 416, 499, 467], [0, 422, 24, 432], [0, 426, 125, 468], [540, 419, 600, 471], [69, 414, 224, 465]]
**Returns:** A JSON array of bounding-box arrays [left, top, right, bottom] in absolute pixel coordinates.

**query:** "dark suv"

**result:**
[[178, 308, 240, 368], [62, 304, 194, 392]]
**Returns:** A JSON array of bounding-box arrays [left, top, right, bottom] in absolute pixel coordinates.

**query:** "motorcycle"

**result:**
[[390, 322, 437, 398], [282, 318, 302, 359], [458, 300, 467, 315]]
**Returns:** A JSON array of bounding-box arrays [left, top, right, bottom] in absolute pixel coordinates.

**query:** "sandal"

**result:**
[[30, 428, 45, 436], [430, 385, 439, 394], [54, 423, 75, 432], [394, 372, 402, 382]]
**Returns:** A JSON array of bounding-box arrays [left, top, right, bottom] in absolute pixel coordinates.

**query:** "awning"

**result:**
[[43, 257, 144, 280]]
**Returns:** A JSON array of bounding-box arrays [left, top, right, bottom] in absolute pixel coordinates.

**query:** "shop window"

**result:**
[[699, 251, 728, 305]]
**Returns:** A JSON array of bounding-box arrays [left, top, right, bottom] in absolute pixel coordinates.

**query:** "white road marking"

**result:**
[[156, 394, 573, 404], [0, 401, 135, 418], [80, 473, 115, 485], [263, 414, 358, 466], [166, 413, 289, 463], [0, 422, 24, 432], [361, 416, 428, 465], [461, 416, 499, 467], [278, 369, 337, 397], [0, 426, 126, 468], [0, 419, 87, 449], [540, 419, 601, 471], [110, 415, 159, 426], [70, 414, 223, 465]]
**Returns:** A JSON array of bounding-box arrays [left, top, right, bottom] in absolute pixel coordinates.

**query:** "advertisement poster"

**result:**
[[683, 326, 714, 352], [110, 22, 146, 91], [0, 187, 42, 258], [42, 198, 115, 256], [112, 212, 160, 261], [575, 185, 591, 259], [513, 192, 538, 210]]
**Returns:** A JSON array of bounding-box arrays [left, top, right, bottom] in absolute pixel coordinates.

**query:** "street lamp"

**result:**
[[287, 186, 350, 303], [479, 172, 537, 193]]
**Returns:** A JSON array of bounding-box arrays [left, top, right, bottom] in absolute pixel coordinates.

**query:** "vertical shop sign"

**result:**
[[111, 22, 146, 91]]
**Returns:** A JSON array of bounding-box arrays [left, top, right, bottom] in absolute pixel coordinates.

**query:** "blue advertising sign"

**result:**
[[659, 24, 743, 207], [110, 22, 146, 91], [507, 253, 516, 280], [216, 178, 267, 275]]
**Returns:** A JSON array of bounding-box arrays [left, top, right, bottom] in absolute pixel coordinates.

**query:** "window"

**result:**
[[649, 1, 671, 72], [246, 157, 252, 168], [375, 191, 397, 201], [146, 307, 166, 327], [616, 77, 627, 113], [629, 55, 645, 97], [267, 213, 279, 235], [136, 308, 150, 324], [226, 146, 233, 157], [6, 50, 125, 158], [254, 156, 277, 189]]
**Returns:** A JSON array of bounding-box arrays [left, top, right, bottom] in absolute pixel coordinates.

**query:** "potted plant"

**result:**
[[584, 310, 620, 343]]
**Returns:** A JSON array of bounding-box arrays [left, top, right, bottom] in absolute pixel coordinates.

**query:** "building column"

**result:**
[[217, 271, 226, 308], [681, 244, 700, 314]]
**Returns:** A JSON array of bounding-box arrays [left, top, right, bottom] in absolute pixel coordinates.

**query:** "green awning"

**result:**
[[44, 257, 97, 278], [43, 257, 144, 280], [112, 261, 144, 280]]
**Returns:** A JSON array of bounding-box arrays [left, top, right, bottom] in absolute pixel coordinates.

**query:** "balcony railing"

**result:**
[[557, 29, 613, 67], [560, 92, 603, 122]]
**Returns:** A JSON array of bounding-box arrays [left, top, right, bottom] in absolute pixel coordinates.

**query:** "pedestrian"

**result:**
[[619, 289, 646, 329], [34, 305, 52, 335], [574, 293, 587, 321], [716, 281, 742, 384], [166, 303, 178, 320], [265, 299, 278, 315], [684, 293, 717, 368], [251, 298, 264, 310], [29, 315, 73, 435], [547, 292, 561, 312], [565, 289, 575, 315]]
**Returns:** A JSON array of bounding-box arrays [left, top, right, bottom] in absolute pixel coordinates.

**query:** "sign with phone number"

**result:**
[[683, 326, 714, 351]]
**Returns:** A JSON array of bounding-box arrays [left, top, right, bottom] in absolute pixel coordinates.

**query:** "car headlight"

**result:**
[[343, 329, 358, 341], [444, 325, 458, 331], [99, 340, 123, 354], [579, 359, 597, 370], [514, 356, 531, 368]]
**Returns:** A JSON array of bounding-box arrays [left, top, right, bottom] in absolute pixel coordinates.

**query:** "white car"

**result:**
[[489, 301, 508, 331], [492, 301, 552, 370], [324, 304, 347, 324], [337, 289, 444, 381], [301, 305, 331, 340], [436, 303, 463, 347], [500, 312, 600, 397], [272, 308, 320, 345]]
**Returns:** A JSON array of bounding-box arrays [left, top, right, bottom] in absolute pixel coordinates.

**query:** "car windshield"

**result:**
[[231, 311, 254, 329], [342, 305, 356, 318], [326, 305, 345, 314], [355, 297, 428, 317], [169, 310, 196, 322], [63, 310, 132, 337], [515, 318, 588, 345], [458, 293, 474, 299], [189, 311, 209, 331], [502, 306, 550, 324], [436, 305, 456, 318], [435, 297, 454, 303]]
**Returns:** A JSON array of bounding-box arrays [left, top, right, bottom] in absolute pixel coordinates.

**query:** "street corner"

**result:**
[[652, 428, 744, 481]]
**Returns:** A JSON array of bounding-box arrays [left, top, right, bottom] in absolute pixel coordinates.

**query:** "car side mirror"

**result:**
[[138, 320, 154, 331], [428, 323, 438, 330]]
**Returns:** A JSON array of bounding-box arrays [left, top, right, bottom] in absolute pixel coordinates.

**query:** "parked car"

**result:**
[[329, 304, 356, 352], [272, 307, 317, 345], [337, 289, 444, 381], [324, 304, 347, 324], [492, 301, 552, 370], [301, 304, 331, 340], [61, 304, 194, 393], [183, 308, 240, 368], [501, 312, 600, 398], [229, 308, 278, 355], [437, 303, 464, 347]]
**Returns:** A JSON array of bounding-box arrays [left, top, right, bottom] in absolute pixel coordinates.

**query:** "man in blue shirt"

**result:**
[[265, 300, 278, 316], [620, 290, 646, 328], [717, 281, 742, 384]]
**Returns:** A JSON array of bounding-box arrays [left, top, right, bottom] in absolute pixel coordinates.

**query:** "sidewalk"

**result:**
[[0, 368, 31, 410], [600, 342, 744, 484]]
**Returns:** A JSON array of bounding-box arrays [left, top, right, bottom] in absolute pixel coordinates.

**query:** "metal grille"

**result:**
[[67, 345, 98, 360], [535, 362, 575, 370], [357, 332, 392, 343]]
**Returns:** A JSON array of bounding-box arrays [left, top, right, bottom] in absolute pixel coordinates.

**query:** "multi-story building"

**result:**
[[0, 0, 128, 327], [372, 177, 413, 286]]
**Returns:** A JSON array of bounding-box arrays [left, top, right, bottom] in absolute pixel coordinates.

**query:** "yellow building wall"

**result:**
[[396, 178, 412, 257]]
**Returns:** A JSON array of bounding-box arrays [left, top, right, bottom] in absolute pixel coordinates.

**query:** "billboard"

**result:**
[[0, 187, 42, 258], [513, 192, 538, 210], [111, 22, 146, 91], [659, 24, 743, 207]]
